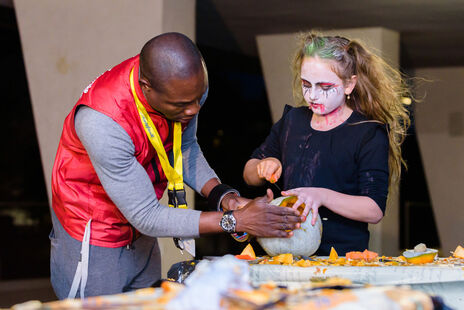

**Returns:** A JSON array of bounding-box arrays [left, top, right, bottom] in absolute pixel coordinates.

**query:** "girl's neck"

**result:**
[[310, 103, 352, 131]]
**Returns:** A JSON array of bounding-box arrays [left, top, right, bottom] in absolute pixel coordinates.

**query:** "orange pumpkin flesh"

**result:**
[[235, 255, 255, 260], [453, 245, 464, 259], [346, 249, 378, 262], [403, 251, 437, 264], [279, 196, 305, 216], [329, 247, 339, 262], [236, 243, 256, 260]]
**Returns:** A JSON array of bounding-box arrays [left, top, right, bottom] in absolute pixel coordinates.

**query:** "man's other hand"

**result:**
[[221, 194, 251, 211]]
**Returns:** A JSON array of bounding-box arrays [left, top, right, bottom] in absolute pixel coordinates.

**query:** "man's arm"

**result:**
[[76, 106, 303, 238], [75, 106, 201, 238], [199, 189, 302, 237]]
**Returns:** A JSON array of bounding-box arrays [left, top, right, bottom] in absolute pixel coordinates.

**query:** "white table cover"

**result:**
[[250, 262, 464, 308]]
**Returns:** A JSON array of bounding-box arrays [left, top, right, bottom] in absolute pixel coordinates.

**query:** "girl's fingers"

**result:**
[[311, 204, 319, 226], [276, 166, 282, 178], [302, 203, 311, 219], [282, 189, 297, 196], [291, 198, 304, 211]]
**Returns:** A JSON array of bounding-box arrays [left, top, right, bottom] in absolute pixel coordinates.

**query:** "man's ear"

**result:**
[[345, 75, 357, 95], [138, 77, 151, 90]]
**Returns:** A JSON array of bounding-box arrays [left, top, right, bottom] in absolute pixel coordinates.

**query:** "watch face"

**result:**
[[221, 212, 236, 233]]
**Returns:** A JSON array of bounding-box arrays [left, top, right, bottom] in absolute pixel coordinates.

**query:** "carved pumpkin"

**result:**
[[257, 196, 322, 257]]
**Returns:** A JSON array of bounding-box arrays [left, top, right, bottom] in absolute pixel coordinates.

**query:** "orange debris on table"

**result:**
[[273, 253, 294, 265], [453, 245, 464, 259], [328, 247, 338, 262], [345, 249, 378, 262], [235, 243, 256, 260]]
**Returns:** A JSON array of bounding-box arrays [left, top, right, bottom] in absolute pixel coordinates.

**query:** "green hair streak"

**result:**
[[304, 37, 338, 59]]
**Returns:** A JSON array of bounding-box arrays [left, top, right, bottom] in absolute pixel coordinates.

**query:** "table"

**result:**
[[250, 260, 464, 309]]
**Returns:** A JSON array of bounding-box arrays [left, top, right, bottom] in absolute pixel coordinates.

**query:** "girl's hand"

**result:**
[[282, 187, 327, 225], [256, 157, 282, 183]]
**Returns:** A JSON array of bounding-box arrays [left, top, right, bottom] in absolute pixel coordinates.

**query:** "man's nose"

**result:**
[[185, 101, 201, 116]]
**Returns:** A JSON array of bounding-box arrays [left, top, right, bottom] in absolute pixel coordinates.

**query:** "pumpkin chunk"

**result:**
[[345, 249, 378, 262], [328, 247, 338, 262], [453, 245, 464, 259], [238, 243, 256, 260], [273, 253, 293, 265], [402, 244, 438, 264]]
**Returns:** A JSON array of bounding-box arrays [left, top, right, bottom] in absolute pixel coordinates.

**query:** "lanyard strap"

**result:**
[[129, 67, 187, 209]]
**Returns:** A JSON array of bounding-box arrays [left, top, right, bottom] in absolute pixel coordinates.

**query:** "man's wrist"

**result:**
[[207, 184, 240, 211], [219, 211, 236, 233], [232, 208, 245, 233], [220, 192, 239, 211]]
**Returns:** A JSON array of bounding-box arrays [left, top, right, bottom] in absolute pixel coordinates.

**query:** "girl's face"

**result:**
[[300, 56, 355, 115]]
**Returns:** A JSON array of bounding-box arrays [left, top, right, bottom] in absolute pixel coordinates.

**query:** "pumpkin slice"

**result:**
[[273, 253, 294, 265], [452, 245, 464, 259], [328, 247, 338, 262], [235, 255, 255, 260], [238, 243, 256, 260], [345, 249, 378, 262], [403, 245, 438, 264], [345, 251, 364, 260], [362, 249, 378, 262]]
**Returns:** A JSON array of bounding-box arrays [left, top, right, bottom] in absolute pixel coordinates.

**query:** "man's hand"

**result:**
[[221, 193, 251, 211], [257, 157, 282, 183], [234, 189, 303, 238]]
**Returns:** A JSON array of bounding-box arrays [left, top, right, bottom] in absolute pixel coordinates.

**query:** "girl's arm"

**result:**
[[283, 187, 383, 225]]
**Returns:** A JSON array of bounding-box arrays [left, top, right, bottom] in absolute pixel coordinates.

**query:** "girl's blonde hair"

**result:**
[[291, 32, 411, 188]]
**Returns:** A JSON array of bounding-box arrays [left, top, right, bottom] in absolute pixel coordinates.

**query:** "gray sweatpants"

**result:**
[[49, 210, 161, 299]]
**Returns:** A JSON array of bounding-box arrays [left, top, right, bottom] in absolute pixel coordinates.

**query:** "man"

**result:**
[[50, 32, 302, 299]]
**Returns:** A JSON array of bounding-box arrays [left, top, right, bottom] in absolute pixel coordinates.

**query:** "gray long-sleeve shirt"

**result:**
[[74, 105, 218, 239]]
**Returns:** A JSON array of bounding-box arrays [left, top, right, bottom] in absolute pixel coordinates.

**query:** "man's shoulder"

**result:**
[[80, 55, 139, 97]]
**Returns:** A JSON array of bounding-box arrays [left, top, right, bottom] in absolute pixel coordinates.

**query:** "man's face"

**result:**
[[141, 70, 206, 123], [300, 56, 347, 115]]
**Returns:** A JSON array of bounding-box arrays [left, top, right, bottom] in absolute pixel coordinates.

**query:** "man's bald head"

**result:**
[[139, 32, 206, 93]]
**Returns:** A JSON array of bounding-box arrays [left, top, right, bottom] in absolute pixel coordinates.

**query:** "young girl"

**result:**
[[243, 33, 410, 255]]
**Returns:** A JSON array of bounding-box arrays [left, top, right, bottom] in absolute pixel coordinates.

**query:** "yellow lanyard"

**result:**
[[129, 66, 187, 209]]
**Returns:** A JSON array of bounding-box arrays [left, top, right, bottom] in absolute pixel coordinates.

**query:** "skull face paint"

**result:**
[[301, 56, 347, 116]]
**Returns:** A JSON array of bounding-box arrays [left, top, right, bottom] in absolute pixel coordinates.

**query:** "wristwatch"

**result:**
[[220, 211, 236, 233]]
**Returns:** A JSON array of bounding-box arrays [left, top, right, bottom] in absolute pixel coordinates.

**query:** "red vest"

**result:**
[[52, 55, 181, 248]]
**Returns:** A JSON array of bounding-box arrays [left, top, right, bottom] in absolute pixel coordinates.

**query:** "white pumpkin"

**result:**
[[257, 196, 322, 257]]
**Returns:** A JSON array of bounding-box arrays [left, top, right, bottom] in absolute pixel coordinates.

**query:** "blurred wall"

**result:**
[[14, 0, 196, 279], [257, 27, 400, 255], [414, 67, 464, 254]]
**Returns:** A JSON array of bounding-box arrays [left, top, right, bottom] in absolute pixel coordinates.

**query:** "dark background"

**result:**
[[0, 2, 440, 280]]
